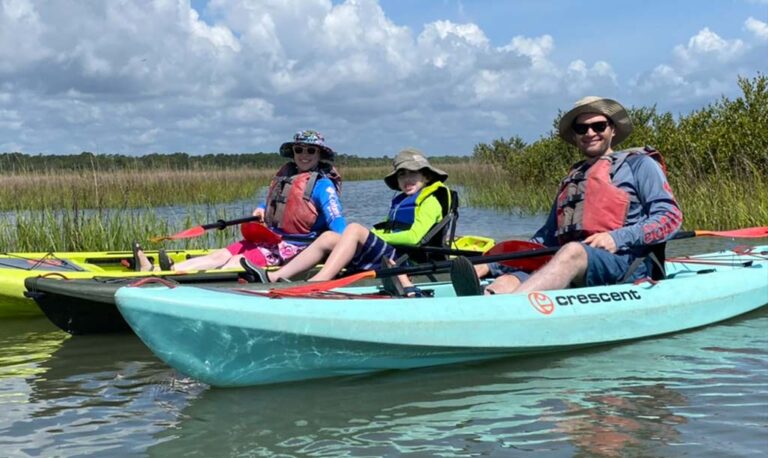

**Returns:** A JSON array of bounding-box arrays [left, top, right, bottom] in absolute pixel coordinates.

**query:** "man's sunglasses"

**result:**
[[293, 146, 318, 155], [572, 121, 610, 135]]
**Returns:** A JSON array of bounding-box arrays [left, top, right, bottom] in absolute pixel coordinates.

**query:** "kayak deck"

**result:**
[[0, 249, 216, 317]]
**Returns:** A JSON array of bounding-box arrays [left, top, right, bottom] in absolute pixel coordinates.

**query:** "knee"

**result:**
[[317, 231, 340, 249], [343, 223, 369, 239], [214, 248, 234, 261], [557, 242, 588, 263]]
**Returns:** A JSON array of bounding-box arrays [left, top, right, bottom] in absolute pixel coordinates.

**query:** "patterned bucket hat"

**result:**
[[279, 130, 335, 161]]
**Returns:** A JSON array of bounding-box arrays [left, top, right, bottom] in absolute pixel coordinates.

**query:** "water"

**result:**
[[1, 180, 767, 457]]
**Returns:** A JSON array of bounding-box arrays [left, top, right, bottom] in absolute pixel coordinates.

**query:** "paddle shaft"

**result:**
[[374, 246, 559, 278], [203, 215, 262, 231], [365, 227, 759, 279]]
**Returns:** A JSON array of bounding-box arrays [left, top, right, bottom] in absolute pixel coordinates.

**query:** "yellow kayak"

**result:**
[[0, 249, 220, 317]]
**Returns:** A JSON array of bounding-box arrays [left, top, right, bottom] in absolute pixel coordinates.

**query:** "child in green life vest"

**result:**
[[242, 148, 452, 290]]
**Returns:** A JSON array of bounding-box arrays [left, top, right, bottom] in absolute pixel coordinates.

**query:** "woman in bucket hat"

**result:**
[[243, 148, 452, 294], [451, 96, 683, 296], [135, 129, 346, 272]]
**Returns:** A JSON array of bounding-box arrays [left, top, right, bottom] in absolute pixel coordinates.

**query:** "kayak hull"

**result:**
[[0, 249, 215, 317], [115, 246, 768, 387], [24, 274, 414, 335], [25, 272, 242, 334]]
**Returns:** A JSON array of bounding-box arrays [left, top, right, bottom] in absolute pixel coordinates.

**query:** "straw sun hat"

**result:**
[[558, 96, 633, 147]]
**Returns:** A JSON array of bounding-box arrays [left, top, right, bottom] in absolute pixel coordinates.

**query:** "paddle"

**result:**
[[268, 225, 768, 295], [240, 222, 492, 256], [151, 216, 262, 242], [155, 217, 492, 258]]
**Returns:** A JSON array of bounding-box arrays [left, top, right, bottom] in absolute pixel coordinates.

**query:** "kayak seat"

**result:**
[[398, 188, 460, 265], [622, 243, 667, 282]]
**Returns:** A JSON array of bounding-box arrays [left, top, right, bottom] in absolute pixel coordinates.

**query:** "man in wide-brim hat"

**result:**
[[451, 96, 684, 297]]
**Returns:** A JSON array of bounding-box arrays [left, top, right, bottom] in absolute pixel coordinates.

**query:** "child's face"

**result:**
[[397, 169, 426, 195]]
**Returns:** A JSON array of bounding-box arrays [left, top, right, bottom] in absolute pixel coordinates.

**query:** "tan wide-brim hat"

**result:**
[[383, 148, 449, 191], [558, 96, 633, 147]]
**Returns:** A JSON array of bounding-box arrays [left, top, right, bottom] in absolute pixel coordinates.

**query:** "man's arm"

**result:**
[[610, 156, 683, 250]]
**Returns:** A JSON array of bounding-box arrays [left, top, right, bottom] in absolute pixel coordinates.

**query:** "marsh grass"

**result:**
[[0, 165, 396, 251], [2, 160, 763, 252], [1, 207, 256, 252], [0, 168, 278, 211]]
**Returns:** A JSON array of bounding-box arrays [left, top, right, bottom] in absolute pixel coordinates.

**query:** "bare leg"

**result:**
[[171, 248, 234, 272], [309, 223, 370, 281], [474, 263, 490, 278], [516, 242, 588, 292], [484, 274, 523, 295], [269, 231, 341, 281], [221, 254, 247, 269], [135, 249, 155, 272]]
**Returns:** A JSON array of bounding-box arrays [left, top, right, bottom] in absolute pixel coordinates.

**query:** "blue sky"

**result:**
[[1, 0, 766, 156]]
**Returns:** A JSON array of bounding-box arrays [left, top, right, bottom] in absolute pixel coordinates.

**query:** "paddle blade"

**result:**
[[241, 222, 283, 244], [268, 270, 377, 297], [486, 240, 552, 271], [150, 225, 206, 242], [695, 226, 768, 238]]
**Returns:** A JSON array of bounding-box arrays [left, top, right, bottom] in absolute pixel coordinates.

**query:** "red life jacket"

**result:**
[[555, 146, 667, 244], [264, 163, 341, 235]]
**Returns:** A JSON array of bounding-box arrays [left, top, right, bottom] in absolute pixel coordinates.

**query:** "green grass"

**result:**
[[1, 157, 763, 252]]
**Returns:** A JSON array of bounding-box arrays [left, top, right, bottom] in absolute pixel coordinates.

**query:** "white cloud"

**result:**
[[631, 22, 766, 104], [673, 27, 746, 69], [0, 1, 765, 156], [745, 17, 768, 40]]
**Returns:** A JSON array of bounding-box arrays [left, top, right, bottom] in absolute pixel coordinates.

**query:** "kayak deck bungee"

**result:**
[[0, 248, 216, 317], [114, 245, 768, 387]]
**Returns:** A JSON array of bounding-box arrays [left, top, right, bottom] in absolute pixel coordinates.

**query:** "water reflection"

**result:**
[[0, 326, 204, 457], [148, 308, 767, 457]]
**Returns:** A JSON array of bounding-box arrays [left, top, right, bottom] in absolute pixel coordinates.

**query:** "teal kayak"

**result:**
[[115, 245, 768, 387]]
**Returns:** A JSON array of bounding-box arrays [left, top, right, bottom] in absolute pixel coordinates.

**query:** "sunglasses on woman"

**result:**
[[572, 121, 610, 135], [293, 146, 318, 155]]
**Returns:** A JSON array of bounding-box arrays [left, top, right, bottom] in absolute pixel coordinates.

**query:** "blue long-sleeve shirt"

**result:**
[[532, 153, 683, 254]]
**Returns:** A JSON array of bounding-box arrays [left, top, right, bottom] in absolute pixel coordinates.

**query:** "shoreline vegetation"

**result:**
[[1, 75, 765, 252]]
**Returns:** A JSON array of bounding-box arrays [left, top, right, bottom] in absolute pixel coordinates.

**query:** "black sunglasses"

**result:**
[[293, 146, 318, 155], [572, 121, 610, 135]]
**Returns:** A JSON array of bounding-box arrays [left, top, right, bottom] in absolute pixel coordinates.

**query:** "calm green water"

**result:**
[[1, 181, 767, 457]]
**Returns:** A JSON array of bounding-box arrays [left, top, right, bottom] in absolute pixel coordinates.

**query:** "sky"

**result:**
[[1, 0, 766, 157]]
